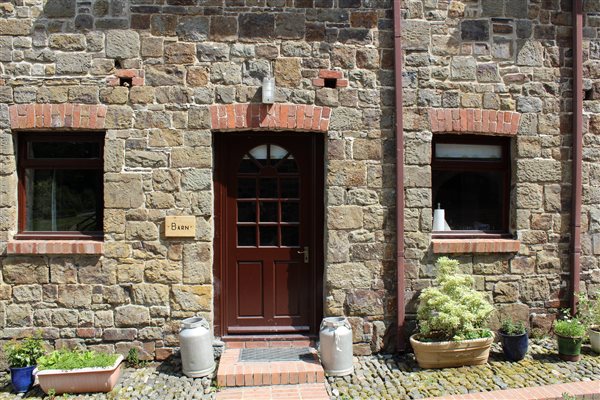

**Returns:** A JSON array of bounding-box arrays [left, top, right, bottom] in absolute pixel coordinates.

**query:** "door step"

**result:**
[[216, 348, 325, 387], [216, 383, 330, 400]]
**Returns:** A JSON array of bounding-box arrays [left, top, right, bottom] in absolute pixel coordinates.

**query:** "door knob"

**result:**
[[297, 246, 309, 263]]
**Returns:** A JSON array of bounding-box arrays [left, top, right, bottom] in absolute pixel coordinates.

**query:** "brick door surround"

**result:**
[[209, 103, 331, 132]]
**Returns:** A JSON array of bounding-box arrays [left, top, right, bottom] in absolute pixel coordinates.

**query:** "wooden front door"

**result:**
[[214, 133, 323, 336]]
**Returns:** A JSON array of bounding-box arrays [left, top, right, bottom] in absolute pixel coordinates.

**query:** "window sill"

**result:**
[[431, 238, 520, 254], [6, 240, 104, 255]]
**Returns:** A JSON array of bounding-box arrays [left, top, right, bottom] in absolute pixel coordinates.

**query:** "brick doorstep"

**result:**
[[217, 348, 325, 388], [423, 380, 600, 400]]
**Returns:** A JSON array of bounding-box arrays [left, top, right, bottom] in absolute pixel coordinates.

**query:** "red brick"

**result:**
[[336, 79, 349, 87], [312, 78, 325, 87], [318, 69, 343, 79]]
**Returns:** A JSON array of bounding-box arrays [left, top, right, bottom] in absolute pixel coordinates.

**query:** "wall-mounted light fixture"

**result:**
[[262, 76, 275, 104]]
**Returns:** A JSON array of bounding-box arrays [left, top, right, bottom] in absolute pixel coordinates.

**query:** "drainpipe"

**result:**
[[393, 0, 406, 351], [570, 0, 583, 316]]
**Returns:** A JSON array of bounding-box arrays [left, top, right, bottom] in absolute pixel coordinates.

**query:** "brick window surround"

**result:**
[[210, 104, 331, 132], [428, 107, 521, 254], [428, 108, 521, 136], [8, 103, 105, 255], [9, 103, 107, 130]]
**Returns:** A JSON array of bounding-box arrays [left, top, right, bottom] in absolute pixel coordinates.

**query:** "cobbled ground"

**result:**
[[1, 339, 598, 399], [327, 339, 600, 399]]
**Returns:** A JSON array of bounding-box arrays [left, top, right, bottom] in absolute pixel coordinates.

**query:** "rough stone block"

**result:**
[[132, 284, 170, 305], [145, 65, 185, 86], [239, 13, 275, 40], [461, 20, 489, 41], [105, 174, 144, 209], [145, 260, 182, 284], [450, 56, 477, 81], [57, 285, 92, 308], [402, 20, 429, 50], [210, 16, 237, 41], [56, 53, 92, 74], [176, 16, 209, 42], [171, 285, 211, 311], [106, 30, 140, 59], [115, 305, 150, 327], [49, 34, 86, 51]]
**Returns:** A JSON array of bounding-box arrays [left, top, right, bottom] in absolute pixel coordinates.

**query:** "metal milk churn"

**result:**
[[179, 317, 215, 378], [319, 317, 354, 376]]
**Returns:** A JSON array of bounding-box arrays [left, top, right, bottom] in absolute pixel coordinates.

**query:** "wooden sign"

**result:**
[[165, 216, 196, 238]]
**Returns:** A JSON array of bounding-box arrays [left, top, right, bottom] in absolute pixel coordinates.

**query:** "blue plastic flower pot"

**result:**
[[499, 332, 528, 362], [10, 365, 36, 393]]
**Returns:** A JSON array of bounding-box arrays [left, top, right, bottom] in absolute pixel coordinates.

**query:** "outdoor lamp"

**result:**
[[262, 76, 275, 104]]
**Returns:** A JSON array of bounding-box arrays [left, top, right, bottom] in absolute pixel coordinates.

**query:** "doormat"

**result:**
[[239, 347, 315, 362]]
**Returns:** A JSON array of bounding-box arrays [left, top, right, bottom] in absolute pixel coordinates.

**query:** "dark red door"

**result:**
[[215, 133, 323, 335]]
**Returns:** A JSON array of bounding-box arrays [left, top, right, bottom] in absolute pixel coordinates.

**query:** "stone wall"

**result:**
[[0, 0, 598, 360], [402, 0, 600, 337], [0, 0, 397, 358]]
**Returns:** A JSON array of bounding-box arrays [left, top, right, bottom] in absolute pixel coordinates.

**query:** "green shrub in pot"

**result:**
[[554, 318, 586, 362]]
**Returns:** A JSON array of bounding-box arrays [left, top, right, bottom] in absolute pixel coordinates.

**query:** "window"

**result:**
[[17, 133, 104, 239], [432, 135, 510, 236]]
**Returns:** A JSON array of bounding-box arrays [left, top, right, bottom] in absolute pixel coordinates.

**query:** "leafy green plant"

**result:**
[[416, 257, 494, 341], [499, 318, 527, 336], [46, 388, 56, 400], [3, 335, 45, 368], [126, 347, 147, 368], [577, 291, 600, 330], [37, 349, 119, 371], [554, 318, 586, 338]]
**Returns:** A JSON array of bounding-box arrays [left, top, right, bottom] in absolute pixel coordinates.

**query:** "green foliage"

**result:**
[[3, 335, 45, 368], [125, 347, 147, 368], [554, 318, 586, 338], [37, 349, 118, 371], [499, 318, 527, 336], [416, 257, 494, 341], [561, 393, 577, 400], [576, 291, 600, 328]]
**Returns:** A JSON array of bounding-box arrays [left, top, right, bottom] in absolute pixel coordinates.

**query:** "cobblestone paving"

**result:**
[[0, 359, 216, 400], [326, 339, 600, 400], [1, 340, 599, 400]]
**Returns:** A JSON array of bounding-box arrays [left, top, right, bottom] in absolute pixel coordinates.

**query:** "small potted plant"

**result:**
[[553, 318, 586, 361], [576, 291, 600, 353], [34, 349, 123, 394], [498, 318, 528, 361], [410, 257, 495, 369], [3, 335, 45, 393]]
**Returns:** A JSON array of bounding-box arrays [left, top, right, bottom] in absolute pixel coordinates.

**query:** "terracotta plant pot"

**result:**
[[410, 333, 494, 369], [589, 326, 600, 354], [555, 334, 582, 362], [34, 355, 123, 394]]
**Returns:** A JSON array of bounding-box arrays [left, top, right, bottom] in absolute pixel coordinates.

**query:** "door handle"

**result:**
[[297, 246, 309, 263]]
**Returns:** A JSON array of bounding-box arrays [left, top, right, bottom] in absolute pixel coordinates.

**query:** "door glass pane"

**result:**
[[270, 145, 287, 160], [259, 178, 277, 198], [260, 226, 278, 246], [238, 226, 256, 246], [239, 156, 260, 173], [281, 202, 299, 222], [277, 157, 298, 173], [260, 202, 278, 222], [249, 145, 268, 165], [280, 178, 299, 198], [25, 169, 101, 231], [237, 178, 256, 198], [237, 201, 256, 222], [281, 226, 299, 247]]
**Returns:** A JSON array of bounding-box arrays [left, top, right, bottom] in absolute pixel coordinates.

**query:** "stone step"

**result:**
[[216, 348, 325, 388]]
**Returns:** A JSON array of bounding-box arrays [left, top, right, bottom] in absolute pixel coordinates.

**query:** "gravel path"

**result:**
[[1, 339, 598, 399], [326, 339, 600, 399]]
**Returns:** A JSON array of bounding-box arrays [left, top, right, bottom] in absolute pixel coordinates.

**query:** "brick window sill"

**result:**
[[7, 240, 104, 255], [432, 238, 520, 254]]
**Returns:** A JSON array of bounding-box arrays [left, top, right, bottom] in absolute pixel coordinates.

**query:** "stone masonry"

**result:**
[[0, 0, 598, 360]]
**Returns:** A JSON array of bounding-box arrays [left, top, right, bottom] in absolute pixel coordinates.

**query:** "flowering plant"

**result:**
[[416, 257, 494, 341], [554, 318, 586, 338]]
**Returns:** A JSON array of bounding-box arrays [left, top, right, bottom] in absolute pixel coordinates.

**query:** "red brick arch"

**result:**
[[428, 108, 521, 136], [210, 103, 331, 132], [9, 103, 107, 130]]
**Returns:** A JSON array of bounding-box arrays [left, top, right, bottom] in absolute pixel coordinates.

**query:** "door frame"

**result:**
[[213, 131, 324, 338]]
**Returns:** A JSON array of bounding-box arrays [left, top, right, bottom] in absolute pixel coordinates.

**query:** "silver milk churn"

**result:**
[[179, 317, 215, 378], [319, 317, 354, 376]]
